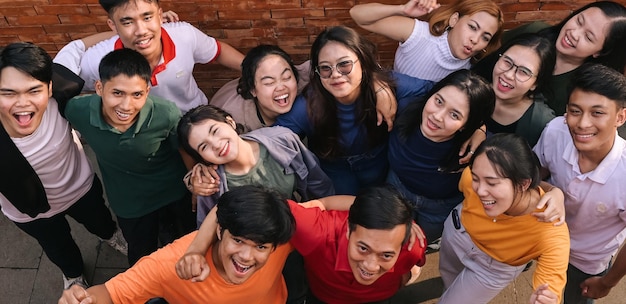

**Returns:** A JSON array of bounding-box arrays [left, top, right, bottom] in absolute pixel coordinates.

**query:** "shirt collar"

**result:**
[[113, 27, 176, 86], [563, 131, 625, 184]]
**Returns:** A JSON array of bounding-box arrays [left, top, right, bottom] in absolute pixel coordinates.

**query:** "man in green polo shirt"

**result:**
[[63, 48, 195, 265]]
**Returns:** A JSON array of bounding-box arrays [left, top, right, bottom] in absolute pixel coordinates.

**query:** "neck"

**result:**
[[224, 139, 259, 174], [578, 140, 614, 173], [492, 96, 533, 125], [145, 42, 164, 71], [505, 188, 537, 217], [211, 242, 225, 279], [256, 105, 274, 126], [554, 53, 583, 75]]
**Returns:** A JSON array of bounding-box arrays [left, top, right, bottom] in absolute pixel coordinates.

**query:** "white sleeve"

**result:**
[[52, 40, 86, 75]]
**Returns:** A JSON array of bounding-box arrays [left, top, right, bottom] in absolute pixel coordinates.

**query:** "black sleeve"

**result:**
[[52, 63, 85, 117]]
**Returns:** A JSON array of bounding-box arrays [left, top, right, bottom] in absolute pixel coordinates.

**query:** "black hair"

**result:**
[[100, 0, 159, 16], [538, 1, 626, 73], [395, 69, 495, 172], [307, 25, 395, 159], [473, 33, 555, 99], [0, 42, 52, 84], [177, 104, 247, 164], [98, 48, 151, 85], [216, 185, 295, 247], [470, 133, 541, 197], [237, 44, 299, 100], [348, 185, 413, 245], [570, 63, 626, 108]]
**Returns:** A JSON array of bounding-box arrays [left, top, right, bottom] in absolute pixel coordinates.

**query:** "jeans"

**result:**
[[319, 144, 388, 195], [387, 170, 463, 243], [15, 175, 117, 278], [564, 263, 610, 304]]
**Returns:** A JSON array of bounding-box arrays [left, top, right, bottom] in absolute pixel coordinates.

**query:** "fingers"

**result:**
[[376, 112, 383, 127], [384, 113, 395, 131], [176, 253, 210, 281], [407, 222, 426, 250], [59, 286, 91, 304]]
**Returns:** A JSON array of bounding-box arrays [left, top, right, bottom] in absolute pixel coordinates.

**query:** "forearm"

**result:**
[[186, 207, 218, 254], [600, 245, 626, 287], [350, 3, 404, 25], [215, 41, 244, 71], [81, 31, 116, 49], [87, 285, 114, 304], [317, 195, 356, 211]]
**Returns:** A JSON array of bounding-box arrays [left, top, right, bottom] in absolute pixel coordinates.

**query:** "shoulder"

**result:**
[[162, 21, 200, 32]]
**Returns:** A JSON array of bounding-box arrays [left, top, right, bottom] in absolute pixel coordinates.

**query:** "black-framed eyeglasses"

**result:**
[[315, 59, 359, 79], [496, 54, 535, 83]]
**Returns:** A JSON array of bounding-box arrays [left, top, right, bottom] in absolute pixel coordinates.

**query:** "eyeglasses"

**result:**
[[496, 54, 535, 83], [315, 59, 359, 79]]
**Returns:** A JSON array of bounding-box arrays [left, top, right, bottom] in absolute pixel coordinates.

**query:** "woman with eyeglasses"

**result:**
[[275, 26, 434, 194], [473, 33, 556, 147], [473, 1, 626, 116]]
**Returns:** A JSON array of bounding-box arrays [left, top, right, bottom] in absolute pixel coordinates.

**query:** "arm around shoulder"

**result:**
[[215, 41, 244, 71]]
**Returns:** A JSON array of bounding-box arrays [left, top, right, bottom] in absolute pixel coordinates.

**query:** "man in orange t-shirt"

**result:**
[[58, 185, 295, 304]]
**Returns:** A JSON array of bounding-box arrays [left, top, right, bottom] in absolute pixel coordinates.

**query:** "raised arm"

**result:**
[[350, 0, 439, 42], [215, 41, 244, 71]]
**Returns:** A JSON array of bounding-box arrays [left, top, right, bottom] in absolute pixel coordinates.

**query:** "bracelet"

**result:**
[[477, 127, 486, 134], [375, 87, 386, 94]]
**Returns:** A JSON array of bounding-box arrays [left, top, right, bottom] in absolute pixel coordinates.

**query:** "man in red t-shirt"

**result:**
[[180, 185, 427, 303]]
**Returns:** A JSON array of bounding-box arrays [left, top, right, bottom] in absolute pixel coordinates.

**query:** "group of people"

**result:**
[[1, 0, 625, 303]]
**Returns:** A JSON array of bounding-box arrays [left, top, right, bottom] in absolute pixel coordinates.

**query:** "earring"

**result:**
[[445, 25, 452, 31]]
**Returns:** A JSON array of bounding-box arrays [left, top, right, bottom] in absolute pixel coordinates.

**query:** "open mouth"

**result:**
[[232, 258, 253, 275], [273, 93, 290, 106], [13, 112, 34, 126], [358, 266, 375, 280], [219, 142, 230, 157], [115, 110, 131, 120], [482, 200, 496, 206], [426, 118, 441, 131], [564, 35, 574, 48], [135, 37, 153, 49]]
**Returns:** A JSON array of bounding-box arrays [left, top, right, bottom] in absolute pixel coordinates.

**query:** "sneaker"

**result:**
[[426, 237, 441, 253], [103, 228, 128, 256], [63, 274, 89, 290]]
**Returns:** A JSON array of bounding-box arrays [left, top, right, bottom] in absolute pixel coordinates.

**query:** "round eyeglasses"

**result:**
[[496, 54, 535, 83], [315, 59, 359, 79]]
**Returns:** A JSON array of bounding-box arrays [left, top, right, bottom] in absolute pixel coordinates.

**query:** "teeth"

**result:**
[[360, 267, 374, 278], [14, 112, 32, 116], [274, 94, 288, 100], [234, 260, 252, 272], [136, 38, 150, 46], [577, 134, 594, 138], [499, 78, 512, 88], [219, 142, 228, 157], [482, 200, 495, 205], [115, 110, 130, 118], [565, 36, 573, 47]]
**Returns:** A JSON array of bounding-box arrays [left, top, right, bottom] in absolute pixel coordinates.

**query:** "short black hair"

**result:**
[[99, 0, 159, 16], [570, 63, 626, 108], [216, 185, 296, 247], [348, 185, 413, 245], [98, 48, 151, 85], [237, 44, 299, 100], [0, 42, 52, 84]]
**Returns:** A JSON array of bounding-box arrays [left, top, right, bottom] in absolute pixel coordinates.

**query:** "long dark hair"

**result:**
[[395, 69, 495, 172], [538, 1, 626, 72], [306, 26, 395, 159]]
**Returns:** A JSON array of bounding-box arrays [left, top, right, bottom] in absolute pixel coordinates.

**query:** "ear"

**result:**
[[95, 80, 104, 97], [616, 106, 626, 128], [448, 12, 460, 28], [250, 88, 256, 98], [225, 116, 236, 129], [345, 223, 351, 241], [47, 81, 53, 99], [216, 224, 222, 241], [520, 178, 532, 192], [107, 19, 118, 33]]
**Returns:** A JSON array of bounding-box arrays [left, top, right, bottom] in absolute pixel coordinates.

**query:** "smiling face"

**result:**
[[251, 54, 298, 125], [346, 224, 406, 285], [565, 88, 626, 158], [107, 0, 163, 59], [556, 7, 611, 63], [96, 74, 149, 133], [187, 118, 241, 164], [0, 67, 51, 138], [420, 85, 470, 142], [447, 11, 499, 60], [317, 41, 363, 104], [213, 228, 274, 285], [492, 45, 540, 103], [471, 153, 519, 218]]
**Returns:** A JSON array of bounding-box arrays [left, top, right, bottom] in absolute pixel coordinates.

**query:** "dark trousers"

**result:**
[[564, 263, 610, 304], [117, 192, 195, 265], [15, 175, 117, 278]]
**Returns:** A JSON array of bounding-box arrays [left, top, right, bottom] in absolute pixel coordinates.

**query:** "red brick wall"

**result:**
[[0, 0, 623, 98]]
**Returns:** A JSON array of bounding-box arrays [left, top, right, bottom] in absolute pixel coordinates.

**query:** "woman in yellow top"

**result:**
[[439, 133, 570, 304]]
